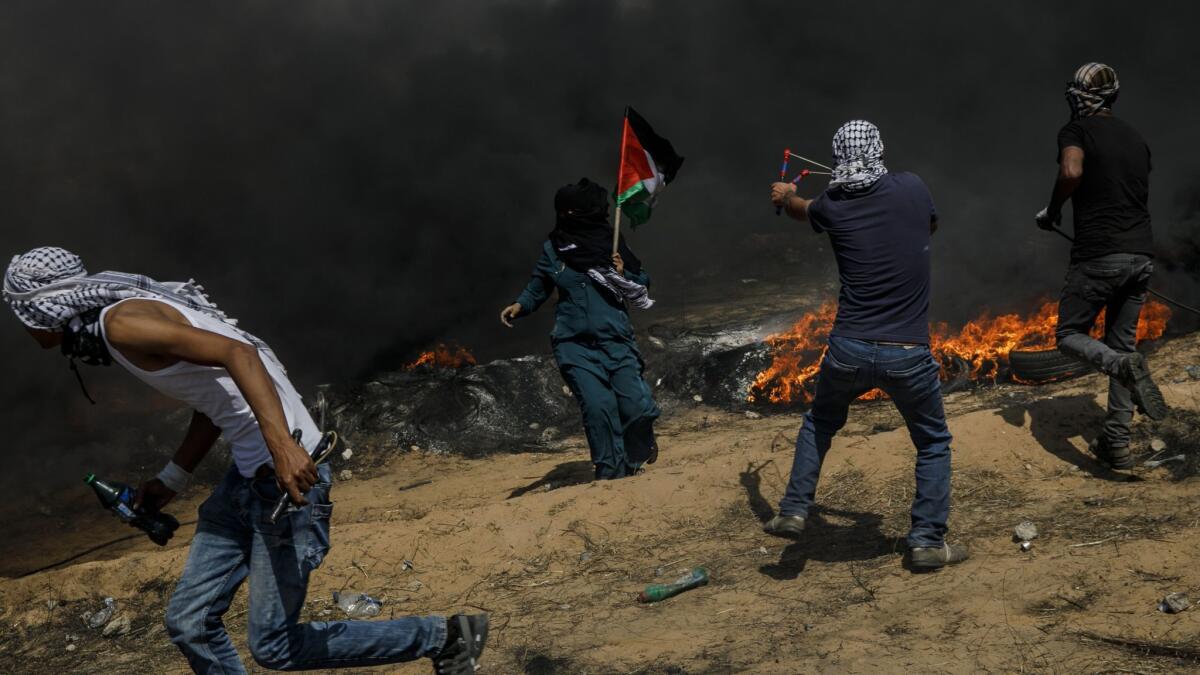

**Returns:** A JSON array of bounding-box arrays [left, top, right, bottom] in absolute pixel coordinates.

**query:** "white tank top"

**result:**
[[100, 298, 320, 477]]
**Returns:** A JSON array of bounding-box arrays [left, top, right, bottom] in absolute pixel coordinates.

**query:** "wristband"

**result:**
[[156, 461, 192, 494]]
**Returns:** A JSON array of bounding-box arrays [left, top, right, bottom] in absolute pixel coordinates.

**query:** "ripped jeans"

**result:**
[[165, 464, 445, 673]]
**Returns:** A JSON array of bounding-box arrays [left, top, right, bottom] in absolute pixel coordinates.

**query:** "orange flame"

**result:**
[[405, 344, 477, 370], [749, 299, 1171, 405]]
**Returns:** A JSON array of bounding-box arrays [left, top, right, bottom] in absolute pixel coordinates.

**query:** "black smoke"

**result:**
[[1, 1, 1198, 498]]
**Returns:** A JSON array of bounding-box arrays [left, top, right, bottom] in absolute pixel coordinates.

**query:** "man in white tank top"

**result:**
[[3, 247, 487, 674]]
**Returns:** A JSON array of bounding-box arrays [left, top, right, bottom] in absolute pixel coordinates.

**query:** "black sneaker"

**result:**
[[1116, 353, 1169, 421], [762, 514, 806, 540], [909, 542, 969, 570], [433, 614, 488, 674], [1089, 437, 1134, 470]]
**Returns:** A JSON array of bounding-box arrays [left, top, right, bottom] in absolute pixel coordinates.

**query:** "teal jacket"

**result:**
[[515, 240, 651, 342]]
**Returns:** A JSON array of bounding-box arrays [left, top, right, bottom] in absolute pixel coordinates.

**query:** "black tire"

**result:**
[[1008, 349, 1093, 384]]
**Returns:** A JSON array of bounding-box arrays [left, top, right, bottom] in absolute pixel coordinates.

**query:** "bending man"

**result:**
[[1036, 62, 1169, 469], [766, 121, 967, 570], [3, 247, 486, 674], [500, 178, 660, 480]]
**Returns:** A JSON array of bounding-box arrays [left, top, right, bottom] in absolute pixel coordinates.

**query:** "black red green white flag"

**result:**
[[615, 107, 684, 228]]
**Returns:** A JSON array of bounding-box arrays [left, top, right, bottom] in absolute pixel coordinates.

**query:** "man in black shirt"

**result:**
[[1036, 62, 1169, 470]]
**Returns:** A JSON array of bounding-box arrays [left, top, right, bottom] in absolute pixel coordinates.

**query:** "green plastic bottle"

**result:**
[[638, 567, 709, 603]]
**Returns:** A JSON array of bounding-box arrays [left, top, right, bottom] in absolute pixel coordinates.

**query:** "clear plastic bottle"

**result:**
[[332, 591, 382, 618]]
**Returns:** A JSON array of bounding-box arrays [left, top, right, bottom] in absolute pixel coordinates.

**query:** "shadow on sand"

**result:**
[[994, 393, 1140, 483], [507, 460, 594, 499], [740, 461, 900, 580]]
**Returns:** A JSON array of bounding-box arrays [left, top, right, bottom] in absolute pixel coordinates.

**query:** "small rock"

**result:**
[[559, 604, 571, 611], [402, 560, 414, 571], [102, 614, 131, 638], [1160, 592, 1191, 614], [562, 385, 572, 396], [406, 580, 424, 592], [1013, 521, 1039, 542], [758, 546, 769, 555], [803, 623, 814, 632], [654, 566, 664, 577], [1019, 541, 1033, 552], [320, 609, 332, 616], [410, 444, 421, 452], [340, 447, 354, 461], [529, 422, 540, 430], [85, 597, 116, 629], [648, 336, 666, 349], [744, 411, 762, 420], [539, 427, 558, 442], [65, 644, 76, 652], [579, 551, 592, 563], [692, 394, 703, 403], [45, 599, 58, 611], [339, 469, 354, 481], [655, 378, 663, 387], [1150, 438, 1167, 453], [1185, 365, 1200, 380]]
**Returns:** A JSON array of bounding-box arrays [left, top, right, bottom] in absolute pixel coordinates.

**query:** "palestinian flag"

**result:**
[[615, 107, 684, 227]]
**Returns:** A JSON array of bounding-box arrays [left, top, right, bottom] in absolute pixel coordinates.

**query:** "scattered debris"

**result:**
[[45, 599, 58, 611], [1150, 438, 1168, 453], [638, 567, 710, 603], [332, 591, 382, 618], [102, 614, 131, 638], [1160, 592, 1191, 614], [692, 394, 703, 403], [410, 445, 421, 452], [648, 336, 666, 349], [578, 551, 592, 563], [1185, 365, 1200, 380], [401, 559, 414, 571], [1019, 541, 1034, 552], [1013, 521, 1039, 542], [529, 422, 541, 430], [65, 643, 76, 652], [540, 426, 559, 442], [744, 411, 762, 420], [562, 385, 572, 396], [84, 597, 116, 629], [339, 469, 354, 481], [340, 447, 354, 461], [1144, 454, 1185, 469]]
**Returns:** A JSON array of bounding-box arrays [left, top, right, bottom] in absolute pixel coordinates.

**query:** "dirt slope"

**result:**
[[3, 335, 1200, 674]]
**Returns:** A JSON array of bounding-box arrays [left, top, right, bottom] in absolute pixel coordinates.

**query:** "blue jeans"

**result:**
[[165, 465, 446, 673], [778, 336, 953, 548]]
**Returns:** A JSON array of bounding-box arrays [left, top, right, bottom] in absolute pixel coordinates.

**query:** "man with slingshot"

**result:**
[[766, 121, 968, 570]]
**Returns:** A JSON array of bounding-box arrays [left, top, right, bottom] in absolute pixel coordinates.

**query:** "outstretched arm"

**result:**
[[105, 302, 318, 505], [501, 247, 555, 327], [770, 182, 812, 222]]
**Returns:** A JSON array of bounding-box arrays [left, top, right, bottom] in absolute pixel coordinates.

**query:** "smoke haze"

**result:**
[[1, 1, 1198, 494]]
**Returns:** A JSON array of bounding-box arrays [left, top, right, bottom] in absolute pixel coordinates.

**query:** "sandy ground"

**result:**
[[3, 335, 1200, 674]]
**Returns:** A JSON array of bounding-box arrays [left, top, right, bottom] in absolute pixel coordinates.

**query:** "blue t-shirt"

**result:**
[[808, 172, 937, 344]]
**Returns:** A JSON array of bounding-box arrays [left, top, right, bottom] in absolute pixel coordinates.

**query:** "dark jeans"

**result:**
[[166, 465, 445, 673], [778, 336, 953, 548], [1055, 253, 1153, 449]]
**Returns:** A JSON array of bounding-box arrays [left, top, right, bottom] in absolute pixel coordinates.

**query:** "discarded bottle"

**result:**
[[85, 474, 180, 546], [85, 597, 116, 629], [638, 567, 710, 603], [332, 591, 382, 618]]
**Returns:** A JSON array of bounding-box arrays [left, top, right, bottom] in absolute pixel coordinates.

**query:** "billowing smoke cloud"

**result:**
[[1, 1, 1198, 498]]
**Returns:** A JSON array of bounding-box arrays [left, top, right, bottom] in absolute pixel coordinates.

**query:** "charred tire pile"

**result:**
[[1008, 349, 1092, 384]]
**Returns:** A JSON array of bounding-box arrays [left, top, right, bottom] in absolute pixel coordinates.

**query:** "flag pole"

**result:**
[[613, 107, 629, 256]]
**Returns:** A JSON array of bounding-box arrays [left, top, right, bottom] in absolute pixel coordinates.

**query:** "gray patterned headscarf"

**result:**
[[1066, 62, 1119, 120], [829, 120, 887, 192]]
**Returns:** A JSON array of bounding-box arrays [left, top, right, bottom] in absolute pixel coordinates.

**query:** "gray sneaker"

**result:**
[[909, 542, 969, 570], [1116, 353, 1169, 421], [762, 514, 806, 540]]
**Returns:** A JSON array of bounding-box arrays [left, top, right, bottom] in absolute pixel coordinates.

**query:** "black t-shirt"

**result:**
[[809, 172, 937, 344], [1057, 115, 1153, 261]]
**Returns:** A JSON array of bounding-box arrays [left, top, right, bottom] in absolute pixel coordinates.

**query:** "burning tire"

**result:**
[[1007, 349, 1093, 384]]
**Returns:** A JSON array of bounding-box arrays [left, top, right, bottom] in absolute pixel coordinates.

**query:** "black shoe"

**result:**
[[1089, 437, 1134, 470], [1116, 353, 1169, 421], [433, 614, 488, 674], [762, 514, 806, 540], [909, 542, 969, 570]]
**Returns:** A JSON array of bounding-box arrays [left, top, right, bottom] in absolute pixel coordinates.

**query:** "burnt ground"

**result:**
[[2, 329, 1200, 673]]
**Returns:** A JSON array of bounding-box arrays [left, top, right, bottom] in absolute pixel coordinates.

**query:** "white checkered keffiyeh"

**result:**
[[1066, 62, 1119, 120], [829, 120, 887, 192], [3, 246, 274, 355]]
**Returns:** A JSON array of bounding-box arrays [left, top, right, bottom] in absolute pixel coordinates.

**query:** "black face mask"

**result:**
[[61, 308, 111, 404], [62, 308, 112, 367]]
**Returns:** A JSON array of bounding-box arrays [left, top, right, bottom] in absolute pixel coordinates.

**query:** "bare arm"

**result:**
[[106, 302, 317, 504], [771, 182, 812, 222], [1047, 145, 1084, 217], [135, 410, 221, 511]]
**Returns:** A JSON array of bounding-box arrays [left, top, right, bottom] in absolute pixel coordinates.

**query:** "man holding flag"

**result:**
[[499, 108, 682, 480]]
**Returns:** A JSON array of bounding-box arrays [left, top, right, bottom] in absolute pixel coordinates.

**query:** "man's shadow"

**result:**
[[741, 462, 898, 581], [994, 393, 1138, 483], [507, 460, 594, 499]]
